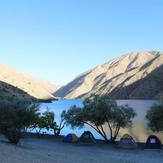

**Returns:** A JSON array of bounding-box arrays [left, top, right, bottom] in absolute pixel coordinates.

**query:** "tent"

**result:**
[[79, 131, 96, 143], [63, 133, 78, 143], [118, 134, 137, 149], [144, 135, 162, 149]]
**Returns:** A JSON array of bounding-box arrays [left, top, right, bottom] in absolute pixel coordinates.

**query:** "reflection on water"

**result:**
[[40, 99, 162, 142]]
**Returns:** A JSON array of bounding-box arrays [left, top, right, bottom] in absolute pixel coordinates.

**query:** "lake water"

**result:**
[[40, 99, 162, 142], [40, 99, 102, 139]]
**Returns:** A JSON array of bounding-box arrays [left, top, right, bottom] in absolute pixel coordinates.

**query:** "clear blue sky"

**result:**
[[0, 0, 162, 85]]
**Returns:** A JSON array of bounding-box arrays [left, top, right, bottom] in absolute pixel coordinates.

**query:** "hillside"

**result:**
[[0, 81, 35, 102], [54, 51, 163, 99], [0, 63, 59, 101]]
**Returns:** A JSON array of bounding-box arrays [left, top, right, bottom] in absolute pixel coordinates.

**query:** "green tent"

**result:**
[[118, 134, 137, 149], [79, 131, 96, 143]]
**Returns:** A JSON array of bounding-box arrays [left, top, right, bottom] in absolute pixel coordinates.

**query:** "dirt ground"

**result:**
[[0, 136, 163, 163]]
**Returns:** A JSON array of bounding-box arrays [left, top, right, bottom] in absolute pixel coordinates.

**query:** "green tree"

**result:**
[[0, 101, 39, 144], [64, 96, 136, 143], [30, 112, 46, 135], [146, 102, 163, 132], [56, 110, 66, 136], [41, 110, 65, 136]]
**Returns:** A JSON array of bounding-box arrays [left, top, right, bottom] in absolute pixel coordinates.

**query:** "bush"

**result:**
[[146, 102, 163, 132], [5, 130, 22, 144], [0, 101, 39, 144], [30, 110, 66, 137]]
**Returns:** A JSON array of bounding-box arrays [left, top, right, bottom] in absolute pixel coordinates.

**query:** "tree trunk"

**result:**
[[54, 130, 60, 137], [103, 135, 109, 143], [84, 122, 109, 143], [112, 126, 120, 143]]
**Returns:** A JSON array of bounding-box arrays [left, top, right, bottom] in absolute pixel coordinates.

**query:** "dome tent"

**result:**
[[79, 131, 96, 143], [118, 134, 137, 149], [144, 135, 162, 149], [63, 133, 78, 143]]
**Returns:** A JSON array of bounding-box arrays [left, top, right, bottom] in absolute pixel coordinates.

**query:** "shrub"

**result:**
[[0, 101, 39, 144], [30, 110, 66, 137], [146, 102, 163, 132]]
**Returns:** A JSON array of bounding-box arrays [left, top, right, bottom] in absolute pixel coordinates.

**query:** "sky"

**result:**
[[0, 0, 163, 85]]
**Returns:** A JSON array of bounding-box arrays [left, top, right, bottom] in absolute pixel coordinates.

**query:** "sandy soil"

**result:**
[[0, 137, 163, 163]]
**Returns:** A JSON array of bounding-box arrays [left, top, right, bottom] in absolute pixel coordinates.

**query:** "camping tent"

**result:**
[[63, 133, 78, 143], [144, 135, 162, 149], [79, 131, 96, 143], [118, 134, 137, 149]]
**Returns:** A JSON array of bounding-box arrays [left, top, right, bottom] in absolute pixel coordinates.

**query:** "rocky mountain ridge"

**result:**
[[54, 51, 163, 99]]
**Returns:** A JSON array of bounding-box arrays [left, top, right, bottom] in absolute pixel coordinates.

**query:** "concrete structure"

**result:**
[[117, 100, 161, 142]]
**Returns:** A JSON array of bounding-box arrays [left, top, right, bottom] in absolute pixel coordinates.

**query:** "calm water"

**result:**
[[40, 99, 102, 139], [40, 99, 161, 142]]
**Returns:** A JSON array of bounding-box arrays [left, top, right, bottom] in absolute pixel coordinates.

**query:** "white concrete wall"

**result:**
[[116, 100, 162, 142]]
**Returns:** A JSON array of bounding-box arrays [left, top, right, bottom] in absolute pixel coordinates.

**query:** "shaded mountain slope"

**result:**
[[108, 64, 163, 99], [54, 51, 163, 99], [0, 63, 58, 100], [0, 81, 35, 102]]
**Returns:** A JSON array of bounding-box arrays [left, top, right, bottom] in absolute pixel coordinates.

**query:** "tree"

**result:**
[[64, 96, 136, 143], [0, 101, 39, 144], [30, 112, 46, 135], [40, 110, 66, 136], [146, 102, 163, 132], [56, 110, 66, 136]]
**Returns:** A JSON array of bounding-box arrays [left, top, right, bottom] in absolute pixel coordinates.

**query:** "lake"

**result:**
[[40, 99, 162, 142], [40, 99, 102, 139]]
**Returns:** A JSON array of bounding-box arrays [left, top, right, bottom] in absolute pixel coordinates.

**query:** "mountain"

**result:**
[[36, 79, 60, 94], [0, 80, 35, 102], [54, 51, 163, 99], [0, 63, 59, 101]]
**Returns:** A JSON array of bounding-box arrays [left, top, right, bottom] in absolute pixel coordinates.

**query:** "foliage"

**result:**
[[30, 112, 45, 135], [146, 102, 163, 132], [63, 106, 84, 129], [0, 101, 39, 144], [31, 110, 66, 136], [64, 96, 136, 143]]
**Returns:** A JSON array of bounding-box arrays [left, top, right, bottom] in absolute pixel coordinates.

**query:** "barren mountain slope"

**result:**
[[0, 63, 58, 100], [0, 81, 35, 102], [54, 51, 163, 99]]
